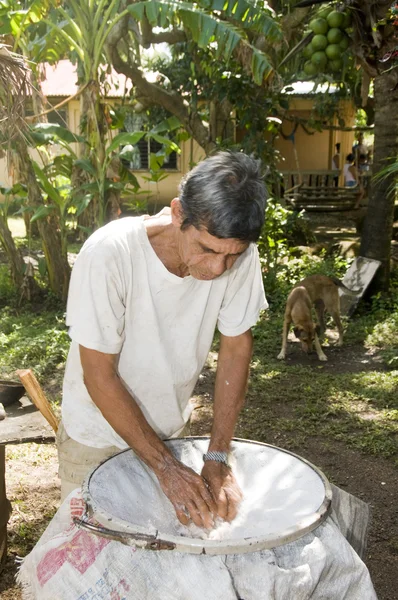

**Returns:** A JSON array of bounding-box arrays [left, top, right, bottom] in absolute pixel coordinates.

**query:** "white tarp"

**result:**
[[17, 488, 377, 600]]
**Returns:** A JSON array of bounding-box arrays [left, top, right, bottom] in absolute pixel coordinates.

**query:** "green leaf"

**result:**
[[106, 131, 146, 156], [74, 158, 97, 178], [149, 152, 164, 171], [30, 123, 85, 144], [38, 258, 47, 277], [32, 162, 63, 206], [148, 134, 179, 153], [74, 195, 92, 217], [150, 116, 182, 134], [30, 205, 54, 223], [251, 47, 272, 85]]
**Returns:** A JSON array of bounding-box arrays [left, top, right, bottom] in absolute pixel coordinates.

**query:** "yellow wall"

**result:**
[[274, 98, 356, 178], [0, 95, 356, 206], [131, 138, 205, 210]]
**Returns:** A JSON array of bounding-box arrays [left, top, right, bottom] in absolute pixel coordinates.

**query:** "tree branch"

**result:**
[[108, 43, 215, 154]]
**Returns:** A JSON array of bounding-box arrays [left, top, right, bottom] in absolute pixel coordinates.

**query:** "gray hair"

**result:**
[[178, 151, 267, 242]]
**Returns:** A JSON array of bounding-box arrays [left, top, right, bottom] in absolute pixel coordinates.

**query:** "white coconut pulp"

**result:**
[[85, 439, 328, 545]]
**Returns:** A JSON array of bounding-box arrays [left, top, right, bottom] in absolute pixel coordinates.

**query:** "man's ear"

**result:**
[[170, 198, 184, 226], [293, 327, 301, 340]]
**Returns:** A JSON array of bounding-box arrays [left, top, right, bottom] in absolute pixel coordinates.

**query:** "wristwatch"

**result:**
[[203, 450, 230, 467]]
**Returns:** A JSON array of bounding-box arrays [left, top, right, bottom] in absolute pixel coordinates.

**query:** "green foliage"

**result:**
[[125, 0, 280, 85], [0, 304, 70, 378], [0, 182, 27, 219], [257, 200, 318, 301], [258, 199, 291, 290], [0, 265, 18, 305]]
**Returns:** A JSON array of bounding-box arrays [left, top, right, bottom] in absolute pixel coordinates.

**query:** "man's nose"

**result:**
[[212, 255, 227, 276]]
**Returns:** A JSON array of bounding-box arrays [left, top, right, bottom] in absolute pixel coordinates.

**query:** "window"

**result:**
[[121, 113, 178, 172], [46, 108, 68, 128], [25, 102, 68, 128], [133, 137, 178, 170]]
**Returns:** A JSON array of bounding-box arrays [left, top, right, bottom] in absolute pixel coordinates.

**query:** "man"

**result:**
[[352, 133, 368, 165], [58, 151, 267, 530]]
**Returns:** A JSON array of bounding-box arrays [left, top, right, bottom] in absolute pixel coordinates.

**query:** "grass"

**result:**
[[233, 298, 398, 463]]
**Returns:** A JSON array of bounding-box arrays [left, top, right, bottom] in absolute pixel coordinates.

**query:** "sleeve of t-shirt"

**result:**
[[217, 244, 268, 337], [66, 234, 127, 354]]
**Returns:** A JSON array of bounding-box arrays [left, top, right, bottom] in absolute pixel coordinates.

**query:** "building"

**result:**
[[0, 62, 357, 209]]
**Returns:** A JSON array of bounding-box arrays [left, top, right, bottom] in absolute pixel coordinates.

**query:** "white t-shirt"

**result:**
[[344, 163, 356, 184], [62, 216, 267, 448]]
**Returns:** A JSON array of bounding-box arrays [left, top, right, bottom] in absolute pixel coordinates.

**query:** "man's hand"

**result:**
[[201, 461, 243, 522], [156, 455, 218, 529]]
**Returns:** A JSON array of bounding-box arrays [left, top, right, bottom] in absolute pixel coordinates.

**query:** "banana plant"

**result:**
[[28, 122, 179, 233], [74, 130, 180, 227]]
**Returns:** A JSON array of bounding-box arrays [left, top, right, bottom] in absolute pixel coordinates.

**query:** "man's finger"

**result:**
[[224, 489, 240, 522], [192, 495, 215, 529], [216, 487, 228, 521], [197, 479, 218, 515], [186, 500, 205, 528], [175, 504, 190, 526]]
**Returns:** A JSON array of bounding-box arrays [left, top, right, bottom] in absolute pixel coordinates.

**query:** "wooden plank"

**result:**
[[16, 369, 59, 433]]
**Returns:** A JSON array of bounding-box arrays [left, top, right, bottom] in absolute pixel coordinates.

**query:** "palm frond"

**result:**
[[126, 1, 280, 84], [0, 45, 32, 146]]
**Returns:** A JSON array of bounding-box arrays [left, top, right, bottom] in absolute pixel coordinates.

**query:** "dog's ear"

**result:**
[[315, 325, 321, 336], [293, 327, 302, 340]]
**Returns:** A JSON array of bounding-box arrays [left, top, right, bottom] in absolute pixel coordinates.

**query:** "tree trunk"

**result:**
[[0, 215, 25, 288], [75, 81, 110, 234], [15, 138, 71, 302], [359, 68, 398, 291]]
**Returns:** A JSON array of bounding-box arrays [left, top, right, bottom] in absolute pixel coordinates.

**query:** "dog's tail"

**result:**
[[330, 276, 362, 295]]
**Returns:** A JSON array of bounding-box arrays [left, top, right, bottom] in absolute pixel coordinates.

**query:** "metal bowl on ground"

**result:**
[[0, 380, 25, 407]]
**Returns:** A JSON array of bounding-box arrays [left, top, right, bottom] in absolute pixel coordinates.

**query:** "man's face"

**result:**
[[171, 199, 249, 281], [179, 226, 249, 280]]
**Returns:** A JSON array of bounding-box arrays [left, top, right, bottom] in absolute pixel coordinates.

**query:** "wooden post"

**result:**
[[16, 369, 59, 433]]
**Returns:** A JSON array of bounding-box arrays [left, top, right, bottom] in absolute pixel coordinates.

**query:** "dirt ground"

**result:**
[[191, 346, 398, 600], [1, 344, 397, 600]]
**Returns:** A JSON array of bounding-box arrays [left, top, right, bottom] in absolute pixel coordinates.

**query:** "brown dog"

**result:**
[[277, 275, 360, 362]]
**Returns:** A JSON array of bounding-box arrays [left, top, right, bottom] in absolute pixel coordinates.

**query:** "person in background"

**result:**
[[331, 142, 341, 187], [344, 153, 364, 209], [352, 133, 368, 166]]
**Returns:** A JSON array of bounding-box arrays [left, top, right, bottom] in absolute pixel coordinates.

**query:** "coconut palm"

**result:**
[[0, 27, 71, 301], [0, 45, 30, 145], [0, 45, 36, 296]]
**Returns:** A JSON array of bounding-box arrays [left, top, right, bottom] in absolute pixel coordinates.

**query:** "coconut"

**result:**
[[311, 51, 328, 68], [325, 44, 342, 61], [327, 28, 343, 45], [339, 36, 350, 51], [312, 34, 328, 51], [341, 12, 352, 29], [304, 61, 319, 76], [309, 18, 329, 36], [328, 58, 343, 72], [303, 43, 314, 59], [327, 10, 345, 29], [317, 6, 333, 20]]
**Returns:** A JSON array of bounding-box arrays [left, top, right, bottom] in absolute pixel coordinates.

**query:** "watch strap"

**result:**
[[203, 451, 229, 466]]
